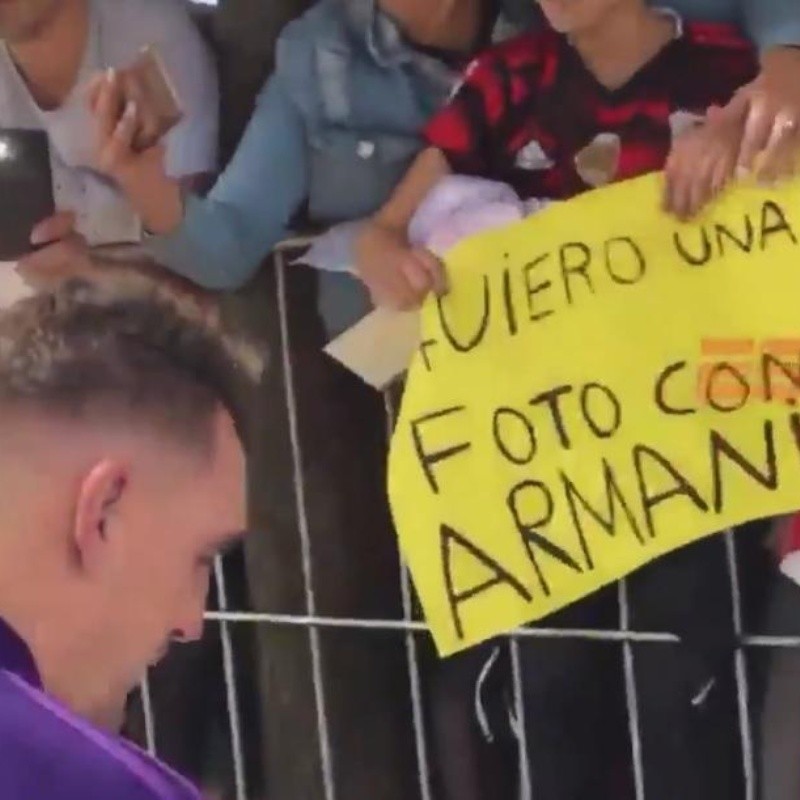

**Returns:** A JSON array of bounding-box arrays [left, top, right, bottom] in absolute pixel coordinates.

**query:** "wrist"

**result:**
[[115, 162, 183, 235], [113, 156, 162, 198]]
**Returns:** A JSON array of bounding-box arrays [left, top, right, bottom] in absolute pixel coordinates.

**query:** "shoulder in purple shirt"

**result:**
[[0, 618, 200, 800]]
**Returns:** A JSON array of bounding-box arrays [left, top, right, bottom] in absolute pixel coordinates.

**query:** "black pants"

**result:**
[[431, 521, 773, 800]]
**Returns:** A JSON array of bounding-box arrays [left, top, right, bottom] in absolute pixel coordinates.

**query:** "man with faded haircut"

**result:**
[[0, 272, 260, 799]]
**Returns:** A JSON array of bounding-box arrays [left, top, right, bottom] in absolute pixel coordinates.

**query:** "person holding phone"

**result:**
[[89, 0, 800, 313], [1, 0, 218, 279]]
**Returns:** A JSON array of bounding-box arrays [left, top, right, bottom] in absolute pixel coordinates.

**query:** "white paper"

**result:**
[[324, 307, 420, 390]]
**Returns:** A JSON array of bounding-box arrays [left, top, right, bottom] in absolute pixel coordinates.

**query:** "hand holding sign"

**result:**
[[388, 172, 800, 656]]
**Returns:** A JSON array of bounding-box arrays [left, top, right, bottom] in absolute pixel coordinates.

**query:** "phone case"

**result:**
[[0, 129, 54, 261], [122, 45, 183, 152]]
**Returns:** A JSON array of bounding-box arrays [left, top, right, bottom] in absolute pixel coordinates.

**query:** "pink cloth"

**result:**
[[408, 175, 548, 255], [300, 175, 549, 273]]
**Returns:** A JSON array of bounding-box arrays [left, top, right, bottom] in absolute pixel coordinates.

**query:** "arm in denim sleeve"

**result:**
[[145, 73, 313, 290], [742, 0, 800, 50]]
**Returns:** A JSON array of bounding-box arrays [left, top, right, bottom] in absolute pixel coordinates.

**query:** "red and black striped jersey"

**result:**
[[425, 20, 758, 200]]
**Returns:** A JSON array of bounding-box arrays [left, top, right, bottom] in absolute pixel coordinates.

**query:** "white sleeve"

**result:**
[[152, 4, 219, 179]]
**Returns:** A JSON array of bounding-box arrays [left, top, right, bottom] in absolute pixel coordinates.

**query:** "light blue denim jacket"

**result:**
[[147, 0, 800, 328]]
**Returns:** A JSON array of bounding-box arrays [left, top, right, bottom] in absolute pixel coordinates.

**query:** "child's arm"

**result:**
[[357, 40, 523, 310], [355, 147, 451, 310]]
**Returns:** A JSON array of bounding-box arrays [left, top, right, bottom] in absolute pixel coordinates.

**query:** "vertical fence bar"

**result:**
[[724, 530, 756, 800], [275, 251, 336, 800], [509, 639, 533, 800], [619, 580, 645, 800], [139, 675, 157, 757], [214, 557, 248, 800]]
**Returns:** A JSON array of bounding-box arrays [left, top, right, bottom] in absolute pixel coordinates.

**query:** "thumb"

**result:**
[[30, 211, 77, 246], [416, 249, 448, 297], [98, 99, 138, 174]]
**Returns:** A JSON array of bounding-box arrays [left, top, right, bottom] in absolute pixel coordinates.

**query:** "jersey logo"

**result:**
[[574, 133, 621, 188], [514, 138, 554, 171]]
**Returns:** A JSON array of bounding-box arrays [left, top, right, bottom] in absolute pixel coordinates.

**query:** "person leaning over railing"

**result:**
[[351, 0, 764, 797], [3, 0, 218, 278], [56, 0, 800, 333]]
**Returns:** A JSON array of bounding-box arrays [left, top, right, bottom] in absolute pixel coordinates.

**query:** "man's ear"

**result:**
[[71, 460, 128, 574]]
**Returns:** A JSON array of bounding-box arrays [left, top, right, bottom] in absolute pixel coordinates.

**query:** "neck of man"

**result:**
[[0, 534, 123, 731], [570, 4, 676, 90], [7, 0, 90, 110]]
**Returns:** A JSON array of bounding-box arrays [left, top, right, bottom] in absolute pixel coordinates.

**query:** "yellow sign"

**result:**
[[388, 172, 800, 656]]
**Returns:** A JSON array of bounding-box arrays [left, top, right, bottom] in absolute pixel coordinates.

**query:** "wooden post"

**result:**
[[211, 2, 421, 797]]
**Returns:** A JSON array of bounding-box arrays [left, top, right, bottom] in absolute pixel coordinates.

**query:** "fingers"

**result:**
[[663, 123, 700, 218], [119, 71, 158, 150], [401, 249, 448, 297], [375, 258, 429, 311], [665, 149, 727, 221], [727, 91, 799, 185], [367, 273, 417, 311], [755, 112, 800, 185], [688, 155, 734, 219], [358, 253, 413, 310], [664, 105, 742, 220], [693, 141, 736, 217], [17, 236, 89, 285], [361, 251, 446, 311], [736, 93, 776, 176], [709, 149, 736, 197], [663, 149, 689, 218], [663, 141, 705, 220], [114, 99, 139, 153], [686, 162, 711, 219], [93, 66, 140, 176], [356, 224, 448, 311], [761, 111, 797, 160], [96, 97, 138, 174], [30, 211, 76, 246], [94, 68, 124, 144]]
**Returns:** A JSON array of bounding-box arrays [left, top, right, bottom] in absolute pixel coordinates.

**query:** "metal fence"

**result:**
[[131, 240, 800, 800]]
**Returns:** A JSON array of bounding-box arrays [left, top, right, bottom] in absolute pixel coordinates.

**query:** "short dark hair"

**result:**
[[0, 272, 263, 452]]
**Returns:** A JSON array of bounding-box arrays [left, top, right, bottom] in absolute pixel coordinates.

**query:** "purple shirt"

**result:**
[[0, 616, 202, 800]]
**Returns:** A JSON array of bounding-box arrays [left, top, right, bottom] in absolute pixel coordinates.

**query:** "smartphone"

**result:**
[[0, 129, 54, 261], [120, 45, 183, 152]]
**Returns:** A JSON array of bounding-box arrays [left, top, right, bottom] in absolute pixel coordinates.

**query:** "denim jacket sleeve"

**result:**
[[665, 0, 800, 50], [145, 72, 311, 290], [741, 0, 800, 50]]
